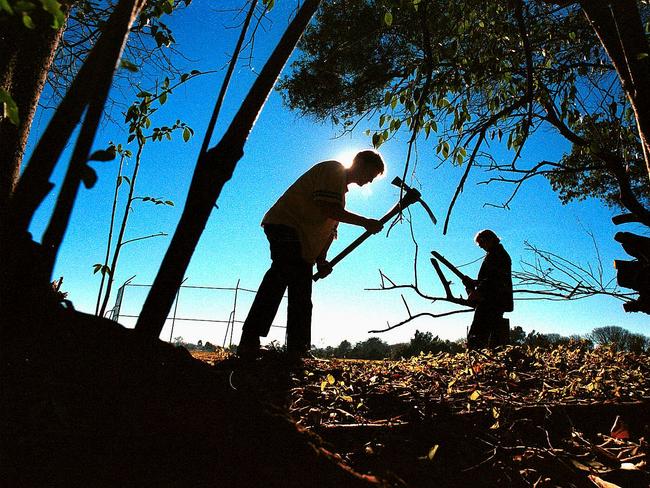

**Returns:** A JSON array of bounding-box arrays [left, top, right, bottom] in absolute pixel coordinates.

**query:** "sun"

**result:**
[[335, 149, 359, 168]]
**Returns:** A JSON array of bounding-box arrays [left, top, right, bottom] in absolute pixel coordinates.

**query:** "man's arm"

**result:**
[[315, 231, 335, 278], [316, 201, 383, 234]]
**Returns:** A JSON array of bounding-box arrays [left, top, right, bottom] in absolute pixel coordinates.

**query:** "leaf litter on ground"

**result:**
[[195, 344, 650, 487]]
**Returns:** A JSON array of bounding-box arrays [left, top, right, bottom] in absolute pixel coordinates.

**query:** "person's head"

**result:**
[[474, 229, 500, 251], [347, 150, 385, 186]]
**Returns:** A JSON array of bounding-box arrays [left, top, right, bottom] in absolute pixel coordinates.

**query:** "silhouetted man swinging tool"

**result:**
[[238, 150, 385, 361], [463, 229, 514, 350]]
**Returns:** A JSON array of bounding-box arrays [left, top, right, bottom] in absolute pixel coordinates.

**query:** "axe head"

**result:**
[[391, 176, 437, 225], [391, 176, 409, 190], [391, 176, 420, 201]]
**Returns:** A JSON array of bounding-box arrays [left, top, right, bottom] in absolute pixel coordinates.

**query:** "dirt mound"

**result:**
[[1, 306, 386, 487]]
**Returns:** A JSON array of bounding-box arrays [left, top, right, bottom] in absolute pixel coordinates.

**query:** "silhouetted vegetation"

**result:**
[[309, 326, 648, 360]]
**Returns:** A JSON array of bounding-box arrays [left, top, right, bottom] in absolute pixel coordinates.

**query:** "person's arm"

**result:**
[[315, 231, 335, 278], [316, 201, 383, 234]]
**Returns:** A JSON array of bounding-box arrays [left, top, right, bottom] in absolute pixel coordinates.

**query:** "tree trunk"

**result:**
[[1, 0, 148, 342], [135, 0, 322, 339], [578, 0, 650, 314], [0, 5, 69, 218], [579, 0, 650, 185]]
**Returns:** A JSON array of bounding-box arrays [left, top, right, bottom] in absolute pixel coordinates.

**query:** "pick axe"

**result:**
[[313, 177, 437, 281]]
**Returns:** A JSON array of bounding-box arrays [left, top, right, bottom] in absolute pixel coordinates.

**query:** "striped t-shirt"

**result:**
[[262, 160, 347, 263]]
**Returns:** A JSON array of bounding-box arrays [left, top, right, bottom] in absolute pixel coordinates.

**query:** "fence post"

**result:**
[[108, 275, 135, 321], [230, 279, 240, 347]]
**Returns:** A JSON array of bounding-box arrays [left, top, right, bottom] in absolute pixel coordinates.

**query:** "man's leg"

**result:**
[[242, 262, 288, 338], [286, 260, 313, 355], [469, 306, 507, 350], [489, 317, 509, 348], [467, 306, 495, 350], [239, 226, 296, 356]]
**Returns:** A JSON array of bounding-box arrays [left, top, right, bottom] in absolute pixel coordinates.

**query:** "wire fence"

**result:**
[[106, 276, 287, 348]]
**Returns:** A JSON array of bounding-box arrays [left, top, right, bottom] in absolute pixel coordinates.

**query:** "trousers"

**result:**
[[467, 305, 510, 350], [242, 225, 313, 351]]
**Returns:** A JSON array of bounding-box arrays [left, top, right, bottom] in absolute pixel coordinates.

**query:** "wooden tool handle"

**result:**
[[313, 190, 419, 281]]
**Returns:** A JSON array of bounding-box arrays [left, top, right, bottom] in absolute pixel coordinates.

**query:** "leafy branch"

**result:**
[[95, 72, 198, 317]]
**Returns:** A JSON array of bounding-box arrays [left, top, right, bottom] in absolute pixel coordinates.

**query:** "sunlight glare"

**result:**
[[336, 149, 359, 168]]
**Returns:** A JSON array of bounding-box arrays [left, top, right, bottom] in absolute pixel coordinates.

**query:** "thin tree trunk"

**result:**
[[8, 0, 146, 238], [580, 0, 650, 184], [0, 0, 146, 346], [135, 0, 322, 339], [0, 5, 70, 218], [199, 0, 259, 155]]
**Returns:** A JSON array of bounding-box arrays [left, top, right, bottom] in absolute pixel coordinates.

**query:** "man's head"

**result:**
[[347, 150, 385, 186], [474, 229, 500, 251]]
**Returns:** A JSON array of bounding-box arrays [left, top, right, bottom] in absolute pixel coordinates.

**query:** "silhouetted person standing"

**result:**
[[238, 150, 385, 361], [462, 229, 514, 349]]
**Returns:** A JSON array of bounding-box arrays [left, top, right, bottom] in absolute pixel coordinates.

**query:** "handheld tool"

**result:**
[[313, 177, 436, 281]]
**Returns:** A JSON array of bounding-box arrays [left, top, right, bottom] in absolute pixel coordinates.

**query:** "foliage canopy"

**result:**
[[279, 0, 649, 213]]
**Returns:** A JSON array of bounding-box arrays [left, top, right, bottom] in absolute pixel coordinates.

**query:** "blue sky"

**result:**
[[27, 0, 648, 348]]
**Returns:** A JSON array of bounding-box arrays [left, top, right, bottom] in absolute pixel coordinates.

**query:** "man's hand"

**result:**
[[462, 276, 477, 290], [363, 218, 383, 234], [467, 290, 482, 306], [316, 260, 333, 279]]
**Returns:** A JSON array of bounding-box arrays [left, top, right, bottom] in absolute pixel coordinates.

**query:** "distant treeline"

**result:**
[[175, 325, 649, 359], [310, 326, 649, 360]]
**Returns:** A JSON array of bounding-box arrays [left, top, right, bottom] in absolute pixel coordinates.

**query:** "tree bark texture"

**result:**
[[580, 0, 650, 185], [135, 0, 322, 339], [1, 0, 147, 344], [578, 1, 650, 314], [9, 0, 147, 240], [0, 5, 70, 217]]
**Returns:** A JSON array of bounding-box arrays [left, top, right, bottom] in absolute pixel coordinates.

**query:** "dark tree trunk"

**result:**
[[1, 0, 148, 341], [0, 5, 69, 218], [135, 0, 322, 339], [579, 0, 650, 186], [576, 0, 650, 314]]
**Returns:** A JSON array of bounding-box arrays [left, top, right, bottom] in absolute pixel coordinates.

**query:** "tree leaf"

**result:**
[[182, 126, 191, 142], [0, 0, 14, 14], [120, 59, 139, 72], [88, 148, 116, 162], [372, 132, 382, 148], [0, 88, 19, 126], [80, 165, 98, 189], [384, 12, 393, 27], [22, 13, 35, 29], [40, 0, 66, 29], [427, 444, 439, 460]]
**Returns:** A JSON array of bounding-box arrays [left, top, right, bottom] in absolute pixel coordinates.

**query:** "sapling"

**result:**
[[94, 72, 200, 317]]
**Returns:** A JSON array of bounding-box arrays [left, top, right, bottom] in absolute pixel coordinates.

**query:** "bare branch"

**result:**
[[368, 309, 471, 333], [121, 231, 168, 246]]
